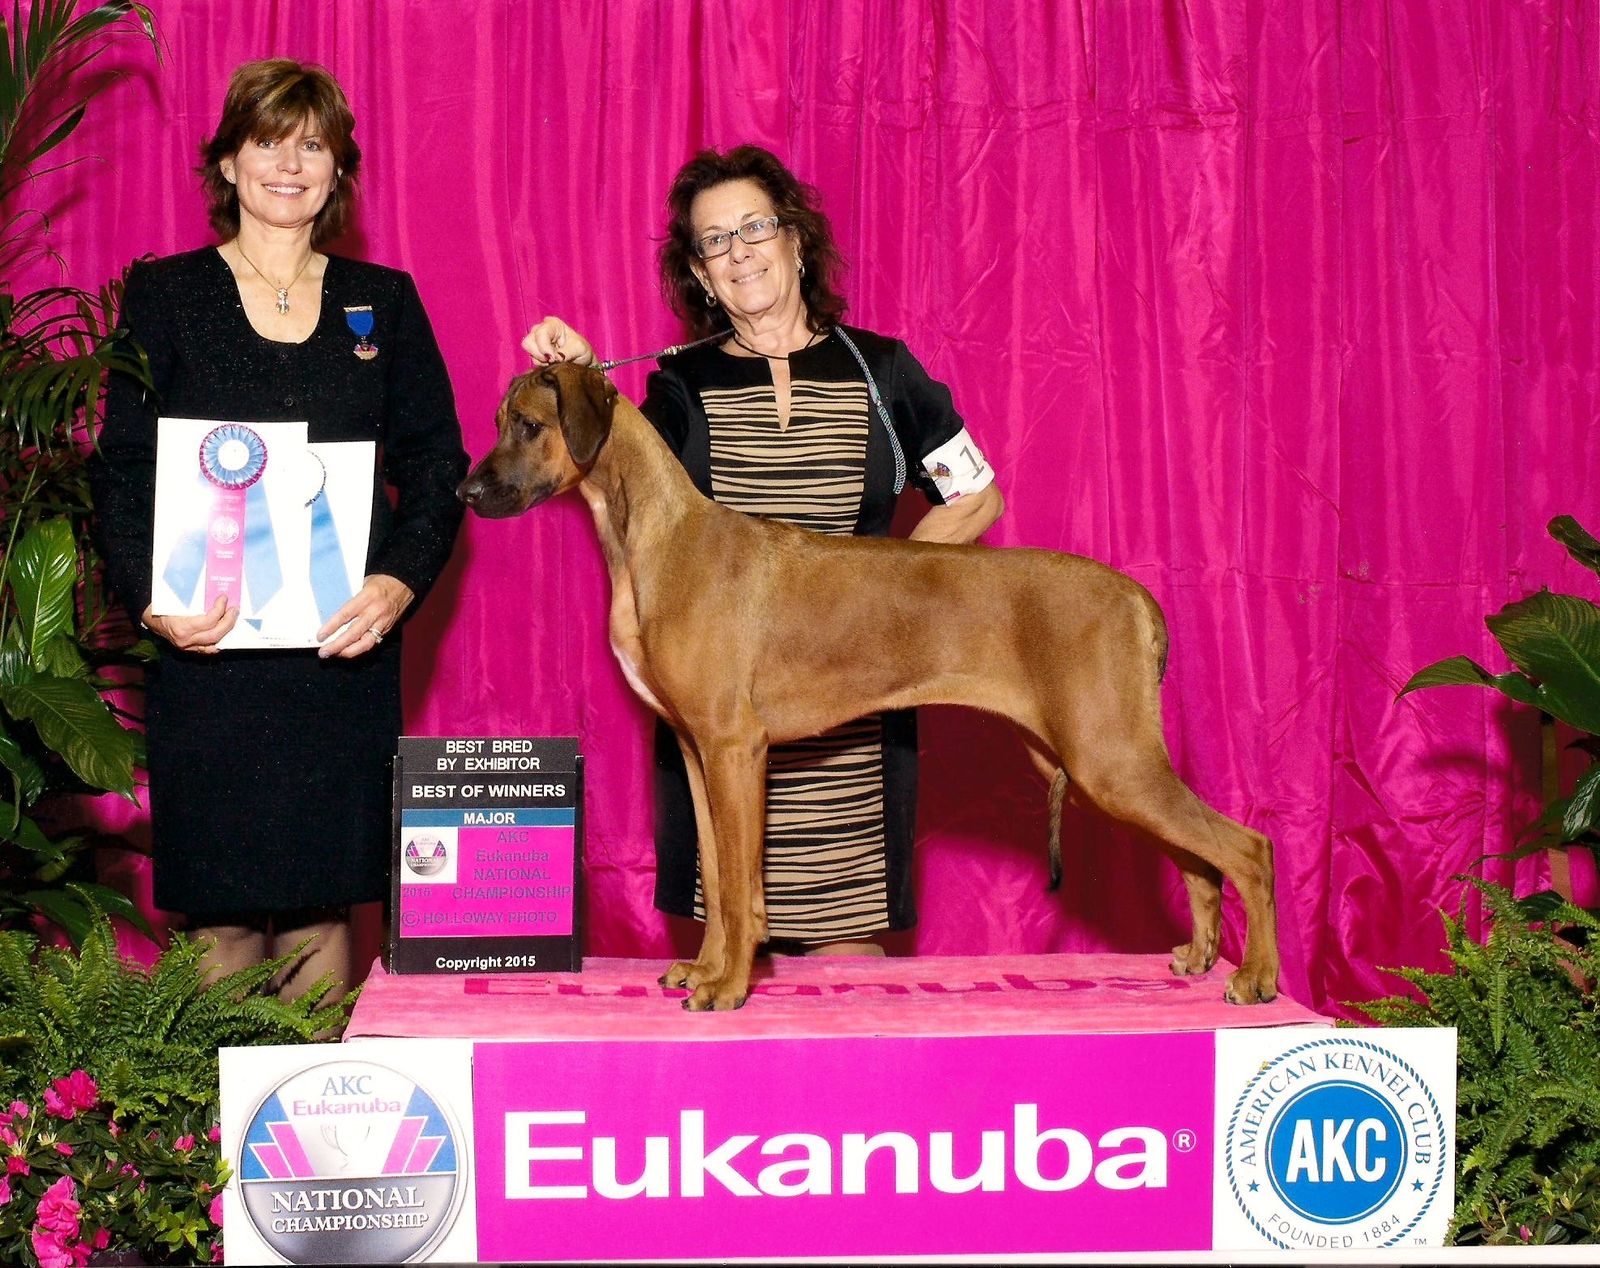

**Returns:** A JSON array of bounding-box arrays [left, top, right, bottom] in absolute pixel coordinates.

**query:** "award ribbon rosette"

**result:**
[[164, 424, 281, 612], [152, 418, 374, 650]]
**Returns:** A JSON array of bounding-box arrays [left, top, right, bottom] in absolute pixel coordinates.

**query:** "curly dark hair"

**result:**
[[198, 59, 360, 247], [660, 145, 848, 338]]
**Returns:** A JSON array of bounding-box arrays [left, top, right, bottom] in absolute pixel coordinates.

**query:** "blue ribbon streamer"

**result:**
[[161, 475, 283, 612], [243, 481, 283, 608], [160, 475, 211, 604], [307, 487, 353, 623]]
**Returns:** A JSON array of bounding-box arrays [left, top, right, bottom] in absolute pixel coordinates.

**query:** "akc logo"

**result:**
[[237, 1059, 465, 1263], [1223, 1037, 1447, 1250]]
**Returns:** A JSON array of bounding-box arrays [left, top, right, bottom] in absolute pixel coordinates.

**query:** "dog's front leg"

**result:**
[[682, 732, 767, 1011], [659, 734, 727, 993]]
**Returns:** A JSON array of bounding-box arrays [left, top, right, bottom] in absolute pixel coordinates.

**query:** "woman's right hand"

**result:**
[[522, 316, 595, 366], [142, 595, 238, 654]]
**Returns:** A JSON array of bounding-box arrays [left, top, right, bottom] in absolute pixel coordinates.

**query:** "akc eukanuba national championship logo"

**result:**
[[237, 1059, 465, 1263]]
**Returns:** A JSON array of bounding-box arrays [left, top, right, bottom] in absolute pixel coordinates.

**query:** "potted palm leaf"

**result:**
[[0, 1, 157, 944]]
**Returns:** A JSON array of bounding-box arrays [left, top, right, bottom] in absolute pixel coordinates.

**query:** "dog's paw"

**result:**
[[1224, 966, 1280, 1005], [683, 981, 749, 1011], [1169, 940, 1218, 977], [658, 960, 704, 991]]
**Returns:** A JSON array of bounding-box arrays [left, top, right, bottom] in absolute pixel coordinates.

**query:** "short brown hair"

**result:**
[[198, 59, 360, 246], [660, 145, 848, 338]]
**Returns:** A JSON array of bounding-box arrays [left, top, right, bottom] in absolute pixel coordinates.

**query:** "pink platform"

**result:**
[[347, 953, 1327, 1042]]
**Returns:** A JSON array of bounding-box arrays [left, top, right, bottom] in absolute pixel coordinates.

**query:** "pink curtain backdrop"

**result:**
[[16, 1, 1600, 1014]]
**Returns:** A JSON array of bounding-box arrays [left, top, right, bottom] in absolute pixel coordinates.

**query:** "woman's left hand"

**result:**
[[317, 573, 416, 659]]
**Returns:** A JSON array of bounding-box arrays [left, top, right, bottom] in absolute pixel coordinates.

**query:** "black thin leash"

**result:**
[[595, 331, 724, 372], [593, 325, 907, 495]]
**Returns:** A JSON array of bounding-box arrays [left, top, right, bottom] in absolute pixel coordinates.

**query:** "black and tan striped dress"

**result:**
[[641, 327, 970, 942]]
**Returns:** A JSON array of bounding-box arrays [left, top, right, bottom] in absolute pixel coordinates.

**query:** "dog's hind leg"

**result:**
[[1063, 739, 1279, 1004], [1155, 843, 1223, 977], [659, 733, 727, 994]]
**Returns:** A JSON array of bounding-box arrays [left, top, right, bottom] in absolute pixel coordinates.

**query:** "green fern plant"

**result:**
[[0, 911, 353, 1264], [1355, 880, 1600, 1244], [0, 914, 355, 1120]]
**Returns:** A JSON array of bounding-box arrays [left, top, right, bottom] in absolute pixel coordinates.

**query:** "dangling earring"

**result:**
[[704, 289, 718, 308], [795, 254, 806, 278]]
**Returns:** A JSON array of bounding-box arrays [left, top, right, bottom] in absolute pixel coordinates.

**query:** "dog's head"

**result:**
[[456, 362, 619, 517]]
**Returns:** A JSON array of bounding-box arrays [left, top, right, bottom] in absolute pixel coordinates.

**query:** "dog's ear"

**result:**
[[539, 364, 618, 468]]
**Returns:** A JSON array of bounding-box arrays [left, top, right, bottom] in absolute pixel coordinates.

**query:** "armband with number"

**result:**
[[920, 428, 995, 501]]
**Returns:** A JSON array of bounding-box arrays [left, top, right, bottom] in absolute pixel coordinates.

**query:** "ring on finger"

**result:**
[[369, 627, 385, 644]]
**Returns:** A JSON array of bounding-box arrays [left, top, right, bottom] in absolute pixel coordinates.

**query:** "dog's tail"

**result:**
[[1047, 768, 1068, 891]]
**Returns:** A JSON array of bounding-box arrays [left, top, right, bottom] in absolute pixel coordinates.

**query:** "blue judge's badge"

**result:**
[[345, 304, 377, 359]]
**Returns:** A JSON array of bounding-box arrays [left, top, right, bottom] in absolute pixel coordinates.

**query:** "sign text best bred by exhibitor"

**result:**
[[389, 736, 583, 974]]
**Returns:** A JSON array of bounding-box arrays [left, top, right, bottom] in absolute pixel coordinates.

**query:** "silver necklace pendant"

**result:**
[[275, 288, 291, 315]]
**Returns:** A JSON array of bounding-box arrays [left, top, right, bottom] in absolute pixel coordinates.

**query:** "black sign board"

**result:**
[[388, 736, 583, 974]]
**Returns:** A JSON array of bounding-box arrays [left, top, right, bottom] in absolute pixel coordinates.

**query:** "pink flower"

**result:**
[[8, 1101, 29, 1118], [107, 1121, 121, 1139], [0, 1125, 14, 1146], [209, 1192, 224, 1227], [61, 1072, 96, 1110], [93, 1228, 110, 1250], [54, 1142, 73, 1156], [174, 1134, 197, 1152], [211, 1245, 224, 1263], [118, 1163, 139, 1178], [30, 1228, 73, 1268], [208, 1124, 222, 1143], [35, 1175, 81, 1239], [0, 1174, 9, 1205], [7, 1155, 29, 1175], [1520, 1225, 1533, 1242], [43, 1071, 97, 1121]]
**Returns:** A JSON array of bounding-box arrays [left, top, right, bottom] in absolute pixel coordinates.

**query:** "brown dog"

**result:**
[[458, 363, 1280, 1011]]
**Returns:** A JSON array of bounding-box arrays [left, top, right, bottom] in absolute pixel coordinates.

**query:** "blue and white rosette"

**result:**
[[162, 424, 283, 613]]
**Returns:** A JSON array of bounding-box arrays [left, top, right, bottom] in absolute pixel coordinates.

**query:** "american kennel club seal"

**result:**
[[238, 1060, 465, 1263], [1218, 1033, 1453, 1250]]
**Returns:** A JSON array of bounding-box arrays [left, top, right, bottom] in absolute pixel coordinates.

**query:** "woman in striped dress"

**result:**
[[525, 145, 1003, 954]]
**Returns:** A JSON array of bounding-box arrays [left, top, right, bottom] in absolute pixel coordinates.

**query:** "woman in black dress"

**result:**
[[524, 145, 1004, 954], [90, 60, 467, 993]]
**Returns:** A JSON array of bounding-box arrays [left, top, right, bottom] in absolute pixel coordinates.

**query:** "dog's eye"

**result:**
[[515, 416, 543, 439]]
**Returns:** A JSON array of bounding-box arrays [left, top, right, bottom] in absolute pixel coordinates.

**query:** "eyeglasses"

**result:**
[[692, 216, 782, 259]]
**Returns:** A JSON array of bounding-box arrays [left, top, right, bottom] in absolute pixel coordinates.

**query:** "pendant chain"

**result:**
[[235, 244, 313, 315]]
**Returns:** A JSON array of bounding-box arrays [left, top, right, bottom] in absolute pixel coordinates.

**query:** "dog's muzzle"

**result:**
[[456, 472, 491, 506], [456, 467, 556, 518]]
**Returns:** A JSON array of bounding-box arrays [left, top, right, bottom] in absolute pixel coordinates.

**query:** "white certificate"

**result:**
[[151, 417, 374, 650]]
